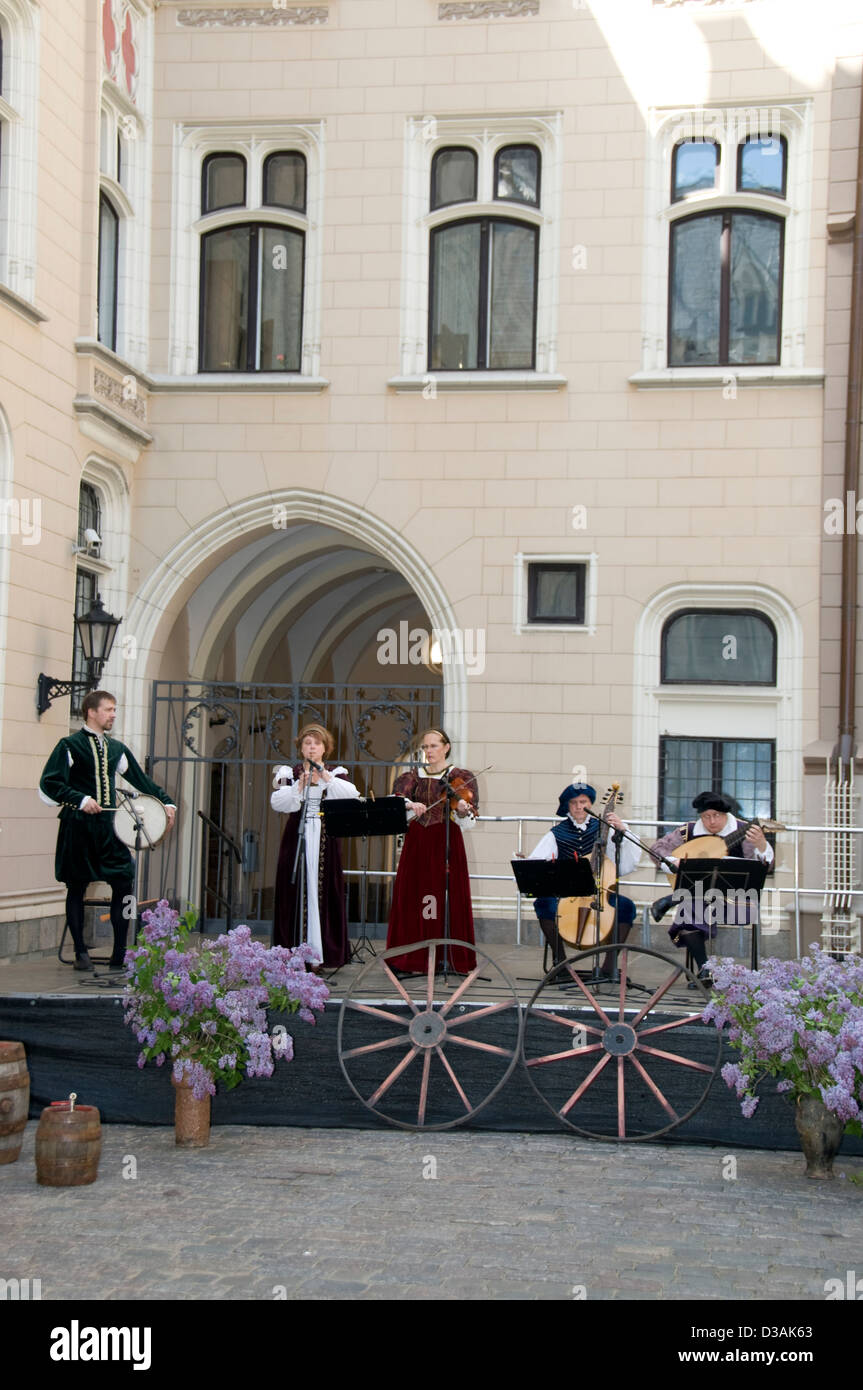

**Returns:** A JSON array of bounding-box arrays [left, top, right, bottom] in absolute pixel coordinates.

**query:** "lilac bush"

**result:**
[[123, 900, 328, 1099], [704, 944, 863, 1130]]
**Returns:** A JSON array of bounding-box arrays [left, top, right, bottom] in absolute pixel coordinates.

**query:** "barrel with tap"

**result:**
[[35, 1097, 101, 1186], [0, 1042, 30, 1165]]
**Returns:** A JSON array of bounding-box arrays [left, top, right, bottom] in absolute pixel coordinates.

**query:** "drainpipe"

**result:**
[[833, 66, 863, 773]]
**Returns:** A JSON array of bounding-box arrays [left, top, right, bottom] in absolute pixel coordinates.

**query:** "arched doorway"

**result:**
[[121, 492, 463, 932]]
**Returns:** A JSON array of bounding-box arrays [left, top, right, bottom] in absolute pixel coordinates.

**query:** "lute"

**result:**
[[664, 813, 785, 888]]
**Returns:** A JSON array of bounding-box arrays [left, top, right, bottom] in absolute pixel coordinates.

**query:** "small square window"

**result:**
[[527, 563, 586, 625]]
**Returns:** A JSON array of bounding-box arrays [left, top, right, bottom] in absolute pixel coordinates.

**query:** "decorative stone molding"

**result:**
[[652, 0, 757, 7], [94, 367, 148, 423], [439, 1, 538, 18], [176, 5, 328, 26]]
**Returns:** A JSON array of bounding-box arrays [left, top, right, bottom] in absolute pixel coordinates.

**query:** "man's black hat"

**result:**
[[692, 790, 735, 814]]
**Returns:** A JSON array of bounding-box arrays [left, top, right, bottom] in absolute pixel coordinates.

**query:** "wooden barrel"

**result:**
[[0, 1042, 30, 1165], [35, 1103, 101, 1186]]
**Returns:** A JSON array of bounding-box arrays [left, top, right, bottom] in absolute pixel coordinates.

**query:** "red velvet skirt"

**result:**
[[386, 821, 477, 974]]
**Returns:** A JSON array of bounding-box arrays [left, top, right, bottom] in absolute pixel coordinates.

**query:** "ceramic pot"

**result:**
[[172, 1076, 211, 1148], [794, 1093, 844, 1179]]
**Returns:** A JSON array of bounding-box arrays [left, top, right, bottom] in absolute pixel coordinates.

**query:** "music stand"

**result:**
[[672, 857, 768, 970], [323, 797, 407, 965], [511, 858, 596, 980]]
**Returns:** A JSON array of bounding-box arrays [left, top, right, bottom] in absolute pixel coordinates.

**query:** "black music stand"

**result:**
[[323, 797, 407, 966], [672, 857, 768, 970], [511, 858, 596, 981]]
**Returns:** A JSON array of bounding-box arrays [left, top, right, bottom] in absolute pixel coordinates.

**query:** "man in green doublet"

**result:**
[[40, 691, 175, 970]]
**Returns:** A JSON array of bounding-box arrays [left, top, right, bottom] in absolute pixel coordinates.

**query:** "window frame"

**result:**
[[97, 191, 120, 352], [393, 114, 564, 387], [671, 137, 720, 203], [667, 207, 785, 369], [427, 214, 540, 373], [493, 142, 541, 208], [661, 608, 778, 687], [198, 220, 306, 375], [634, 103, 813, 383], [526, 561, 586, 626], [514, 552, 598, 635], [201, 151, 247, 215], [658, 733, 777, 826], [262, 150, 307, 213], [168, 123, 324, 383], [0, 0, 40, 304], [430, 145, 477, 211], [737, 133, 788, 199]]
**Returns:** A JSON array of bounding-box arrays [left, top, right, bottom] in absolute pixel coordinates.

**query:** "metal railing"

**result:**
[[342, 815, 863, 957]]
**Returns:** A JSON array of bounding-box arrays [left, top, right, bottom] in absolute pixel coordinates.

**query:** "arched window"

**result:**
[[737, 135, 787, 198], [196, 144, 309, 375], [263, 152, 306, 212], [430, 147, 476, 210], [661, 609, 777, 684], [71, 482, 104, 719], [659, 609, 778, 821], [202, 153, 246, 214], [669, 209, 783, 366], [671, 139, 719, 201], [429, 217, 538, 371], [494, 144, 540, 206], [77, 482, 101, 551], [97, 193, 119, 350], [0, 1, 39, 303], [200, 224, 304, 372]]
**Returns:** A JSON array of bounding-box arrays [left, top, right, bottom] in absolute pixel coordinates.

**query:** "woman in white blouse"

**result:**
[[271, 723, 359, 967]]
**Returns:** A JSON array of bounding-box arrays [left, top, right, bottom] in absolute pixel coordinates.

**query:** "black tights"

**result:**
[[678, 928, 708, 972], [65, 881, 134, 961]]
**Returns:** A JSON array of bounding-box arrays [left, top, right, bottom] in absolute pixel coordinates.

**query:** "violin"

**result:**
[[413, 768, 480, 821]]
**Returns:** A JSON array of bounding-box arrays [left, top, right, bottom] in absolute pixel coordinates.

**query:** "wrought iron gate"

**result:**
[[143, 681, 441, 932]]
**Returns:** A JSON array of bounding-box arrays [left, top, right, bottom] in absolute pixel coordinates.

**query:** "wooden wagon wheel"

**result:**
[[522, 945, 722, 1142], [337, 938, 523, 1131]]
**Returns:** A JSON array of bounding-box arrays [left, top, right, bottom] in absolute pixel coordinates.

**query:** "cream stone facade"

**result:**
[[1, 0, 861, 960]]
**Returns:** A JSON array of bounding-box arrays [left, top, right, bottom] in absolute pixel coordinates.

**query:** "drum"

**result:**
[[113, 794, 168, 850]]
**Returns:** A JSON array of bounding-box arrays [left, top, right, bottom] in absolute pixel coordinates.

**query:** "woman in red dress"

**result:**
[[386, 728, 478, 974]]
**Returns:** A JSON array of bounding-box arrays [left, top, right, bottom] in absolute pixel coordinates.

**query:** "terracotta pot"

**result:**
[[172, 1076, 211, 1148], [0, 1042, 30, 1165], [794, 1094, 845, 1179]]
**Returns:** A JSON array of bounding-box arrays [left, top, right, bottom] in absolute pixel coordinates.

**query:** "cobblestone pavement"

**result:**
[[3, 1123, 862, 1302]]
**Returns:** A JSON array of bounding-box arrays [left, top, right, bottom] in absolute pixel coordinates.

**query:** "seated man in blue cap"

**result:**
[[527, 782, 641, 977]]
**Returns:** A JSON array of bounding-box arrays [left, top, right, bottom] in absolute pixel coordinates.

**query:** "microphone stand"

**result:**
[[290, 763, 316, 961], [439, 765, 454, 982], [580, 808, 670, 996]]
